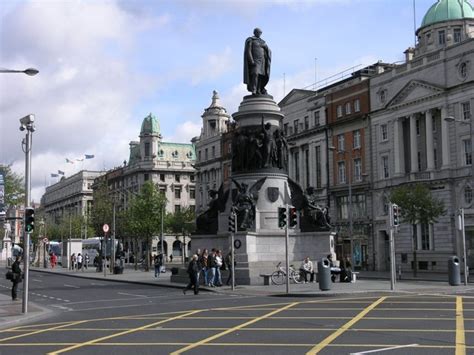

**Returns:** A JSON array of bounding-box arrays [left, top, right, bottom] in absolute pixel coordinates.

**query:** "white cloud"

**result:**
[[190, 47, 234, 85], [165, 120, 202, 144]]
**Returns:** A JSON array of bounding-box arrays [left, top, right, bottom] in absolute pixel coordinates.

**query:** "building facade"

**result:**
[[369, 0, 474, 272]]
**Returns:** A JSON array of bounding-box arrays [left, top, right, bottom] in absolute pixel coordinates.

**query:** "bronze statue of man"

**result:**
[[244, 28, 271, 95]]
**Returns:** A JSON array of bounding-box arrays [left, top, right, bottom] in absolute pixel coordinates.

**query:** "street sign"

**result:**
[[42, 238, 48, 243], [102, 224, 109, 233]]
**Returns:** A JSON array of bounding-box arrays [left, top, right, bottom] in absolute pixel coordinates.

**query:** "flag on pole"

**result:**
[[76, 158, 84, 162], [50, 173, 59, 178], [58, 170, 65, 175], [66, 158, 75, 164], [85, 154, 95, 159]]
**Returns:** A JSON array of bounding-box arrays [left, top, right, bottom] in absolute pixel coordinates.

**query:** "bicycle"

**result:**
[[271, 262, 302, 285]]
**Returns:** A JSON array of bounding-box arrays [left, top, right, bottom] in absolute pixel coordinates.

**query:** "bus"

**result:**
[[82, 238, 119, 262]]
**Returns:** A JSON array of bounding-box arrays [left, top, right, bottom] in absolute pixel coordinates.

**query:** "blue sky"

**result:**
[[0, 0, 438, 201]]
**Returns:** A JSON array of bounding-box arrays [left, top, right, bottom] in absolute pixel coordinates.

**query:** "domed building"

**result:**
[[370, 0, 473, 273]]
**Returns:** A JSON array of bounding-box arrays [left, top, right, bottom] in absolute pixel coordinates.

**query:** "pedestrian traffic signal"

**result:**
[[392, 204, 401, 227], [24, 207, 35, 233], [278, 207, 287, 228], [289, 207, 298, 228], [228, 209, 236, 233]]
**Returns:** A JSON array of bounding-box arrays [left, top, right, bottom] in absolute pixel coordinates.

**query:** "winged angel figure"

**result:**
[[196, 184, 230, 234], [231, 177, 267, 230]]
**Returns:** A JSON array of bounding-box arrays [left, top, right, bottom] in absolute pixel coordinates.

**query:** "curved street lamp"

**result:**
[[0, 68, 39, 76]]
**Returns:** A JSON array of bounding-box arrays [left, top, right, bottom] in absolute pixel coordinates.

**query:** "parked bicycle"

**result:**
[[271, 262, 302, 285]]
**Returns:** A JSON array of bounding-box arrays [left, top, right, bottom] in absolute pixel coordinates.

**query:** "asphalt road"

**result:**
[[0, 271, 472, 355]]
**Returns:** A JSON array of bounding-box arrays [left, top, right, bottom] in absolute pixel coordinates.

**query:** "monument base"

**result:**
[[190, 231, 335, 285]]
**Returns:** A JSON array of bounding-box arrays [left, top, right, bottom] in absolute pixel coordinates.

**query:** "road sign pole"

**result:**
[[389, 203, 396, 291], [460, 209, 468, 286], [231, 218, 235, 291], [285, 204, 290, 295], [22, 127, 32, 314]]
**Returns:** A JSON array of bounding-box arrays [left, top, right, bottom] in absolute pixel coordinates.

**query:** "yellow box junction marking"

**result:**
[[306, 296, 386, 355], [456, 296, 466, 355], [170, 301, 299, 354], [0, 320, 88, 343], [48, 309, 201, 355]]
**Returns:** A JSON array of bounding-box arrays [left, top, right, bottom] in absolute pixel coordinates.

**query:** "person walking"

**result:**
[[10, 256, 22, 301], [77, 253, 83, 271], [183, 255, 200, 295], [199, 249, 209, 286], [208, 249, 217, 287], [84, 253, 89, 270], [214, 250, 223, 287], [154, 253, 163, 278], [225, 250, 237, 286], [50, 253, 57, 269], [299, 257, 315, 283]]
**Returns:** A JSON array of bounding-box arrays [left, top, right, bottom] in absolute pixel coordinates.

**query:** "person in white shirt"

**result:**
[[299, 257, 315, 283], [77, 253, 83, 271]]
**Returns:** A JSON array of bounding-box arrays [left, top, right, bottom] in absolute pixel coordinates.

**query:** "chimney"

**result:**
[[404, 47, 415, 62]]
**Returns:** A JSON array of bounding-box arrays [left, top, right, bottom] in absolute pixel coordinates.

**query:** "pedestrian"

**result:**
[[214, 249, 223, 287], [183, 254, 200, 295], [154, 253, 163, 278], [169, 254, 173, 263], [50, 253, 57, 269], [77, 253, 83, 271], [299, 257, 315, 283], [70, 253, 76, 270], [199, 249, 209, 286], [84, 253, 89, 269], [208, 248, 217, 287], [327, 254, 341, 282], [225, 250, 237, 286], [10, 255, 22, 301]]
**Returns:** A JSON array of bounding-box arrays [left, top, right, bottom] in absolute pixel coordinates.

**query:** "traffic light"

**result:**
[[392, 204, 401, 227], [278, 207, 287, 228], [228, 207, 236, 233], [24, 207, 35, 233], [289, 207, 298, 228]]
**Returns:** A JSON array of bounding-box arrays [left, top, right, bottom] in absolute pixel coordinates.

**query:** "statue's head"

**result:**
[[253, 28, 262, 37], [306, 186, 315, 195]]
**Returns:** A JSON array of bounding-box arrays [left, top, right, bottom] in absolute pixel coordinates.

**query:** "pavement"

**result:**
[[1, 261, 473, 331]]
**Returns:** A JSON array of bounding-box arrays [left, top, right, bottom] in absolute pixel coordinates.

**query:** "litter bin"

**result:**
[[448, 256, 461, 286], [317, 258, 331, 291], [113, 265, 123, 274]]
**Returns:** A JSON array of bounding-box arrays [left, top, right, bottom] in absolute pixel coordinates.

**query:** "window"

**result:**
[[354, 158, 362, 182], [205, 148, 208, 160], [379, 90, 387, 103], [159, 187, 166, 195], [382, 156, 389, 179], [463, 139, 472, 165], [284, 123, 288, 135], [465, 186, 473, 204], [337, 196, 349, 219], [438, 30, 445, 45], [304, 116, 309, 130], [337, 105, 343, 118], [382, 195, 389, 216], [294, 151, 300, 182], [345, 102, 351, 115], [434, 148, 438, 168], [198, 150, 201, 161], [144, 142, 150, 157], [416, 118, 420, 136], [462, 102, 471, 120], [454, 28, 462, 43], [175, 205, 181, 213], [212, 146, 215, 158], [144, 173, 149, 181], [353, 130, 361, 149], [315, 146, 322, 188], [294, 119, 299, 134], [160, 174, 165, 182], [338, 161, 346, 184], [432, 116, 436, 132], [354, 99, 361, 112], [190, 174, 195, 182], [337, 134, 345, 151], [175, 189, 181, 199], [459, 62, 468, 79], [175, 174, 181, 182], [417, 151, 422, 171], [381, 124, 388, 141], [305, 149, 310, 187], [190, 188, 195, 200], [314, 111, 320, 126], [416, 224, 433, 251]]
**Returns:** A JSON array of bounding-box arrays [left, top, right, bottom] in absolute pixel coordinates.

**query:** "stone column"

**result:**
[[425, 110, 435, 170], [410, 114, 418, 173], [441, 106, 450, 168], [394, 118, 401, 174], [308, 142, 316, 188]]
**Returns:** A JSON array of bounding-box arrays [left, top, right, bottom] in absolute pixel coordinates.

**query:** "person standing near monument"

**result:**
[[244, 28, 271, 95]]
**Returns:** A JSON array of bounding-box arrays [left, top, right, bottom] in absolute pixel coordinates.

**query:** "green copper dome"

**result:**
[[140, 113, 160, 136], [421, 0, 474, 28]]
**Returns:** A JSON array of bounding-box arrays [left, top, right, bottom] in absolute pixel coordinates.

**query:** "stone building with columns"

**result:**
[[369, 0, 474, 272]]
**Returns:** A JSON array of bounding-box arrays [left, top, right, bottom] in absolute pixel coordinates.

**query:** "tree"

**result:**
[[0, 165, 25, 208], [91, 179, 113, 237], [165, 207, 196, 235], [390, 183, 445, 276], [127, 181, 166, 271]]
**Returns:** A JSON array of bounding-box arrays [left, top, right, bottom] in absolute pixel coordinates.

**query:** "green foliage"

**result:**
[[0, 165, 25, 208], [390, 184, 445, 225], [91, 179, 113, 236], [165, 206, 196, 235]]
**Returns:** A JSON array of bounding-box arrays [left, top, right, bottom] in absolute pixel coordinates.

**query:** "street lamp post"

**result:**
[[0, 68, 39, 76], [445, 115, 473, 285], [19, 114, 35, 314]]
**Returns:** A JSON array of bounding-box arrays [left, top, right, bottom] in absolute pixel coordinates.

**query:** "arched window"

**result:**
[[172, 240, 182, 256], [465, 186, 473, 205]]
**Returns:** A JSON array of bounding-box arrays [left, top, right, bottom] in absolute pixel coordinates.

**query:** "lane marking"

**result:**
[[456, 296, 466, 355], [31, 279, 43, 282], [350, 344, 419, 354], [170, 302, 299, 355], [48, 309, 201, 355], [0, 320, 87, 343], [117, 292, 148, 298], [63, 284, 80, 289], [306, 296, 386, 355]]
